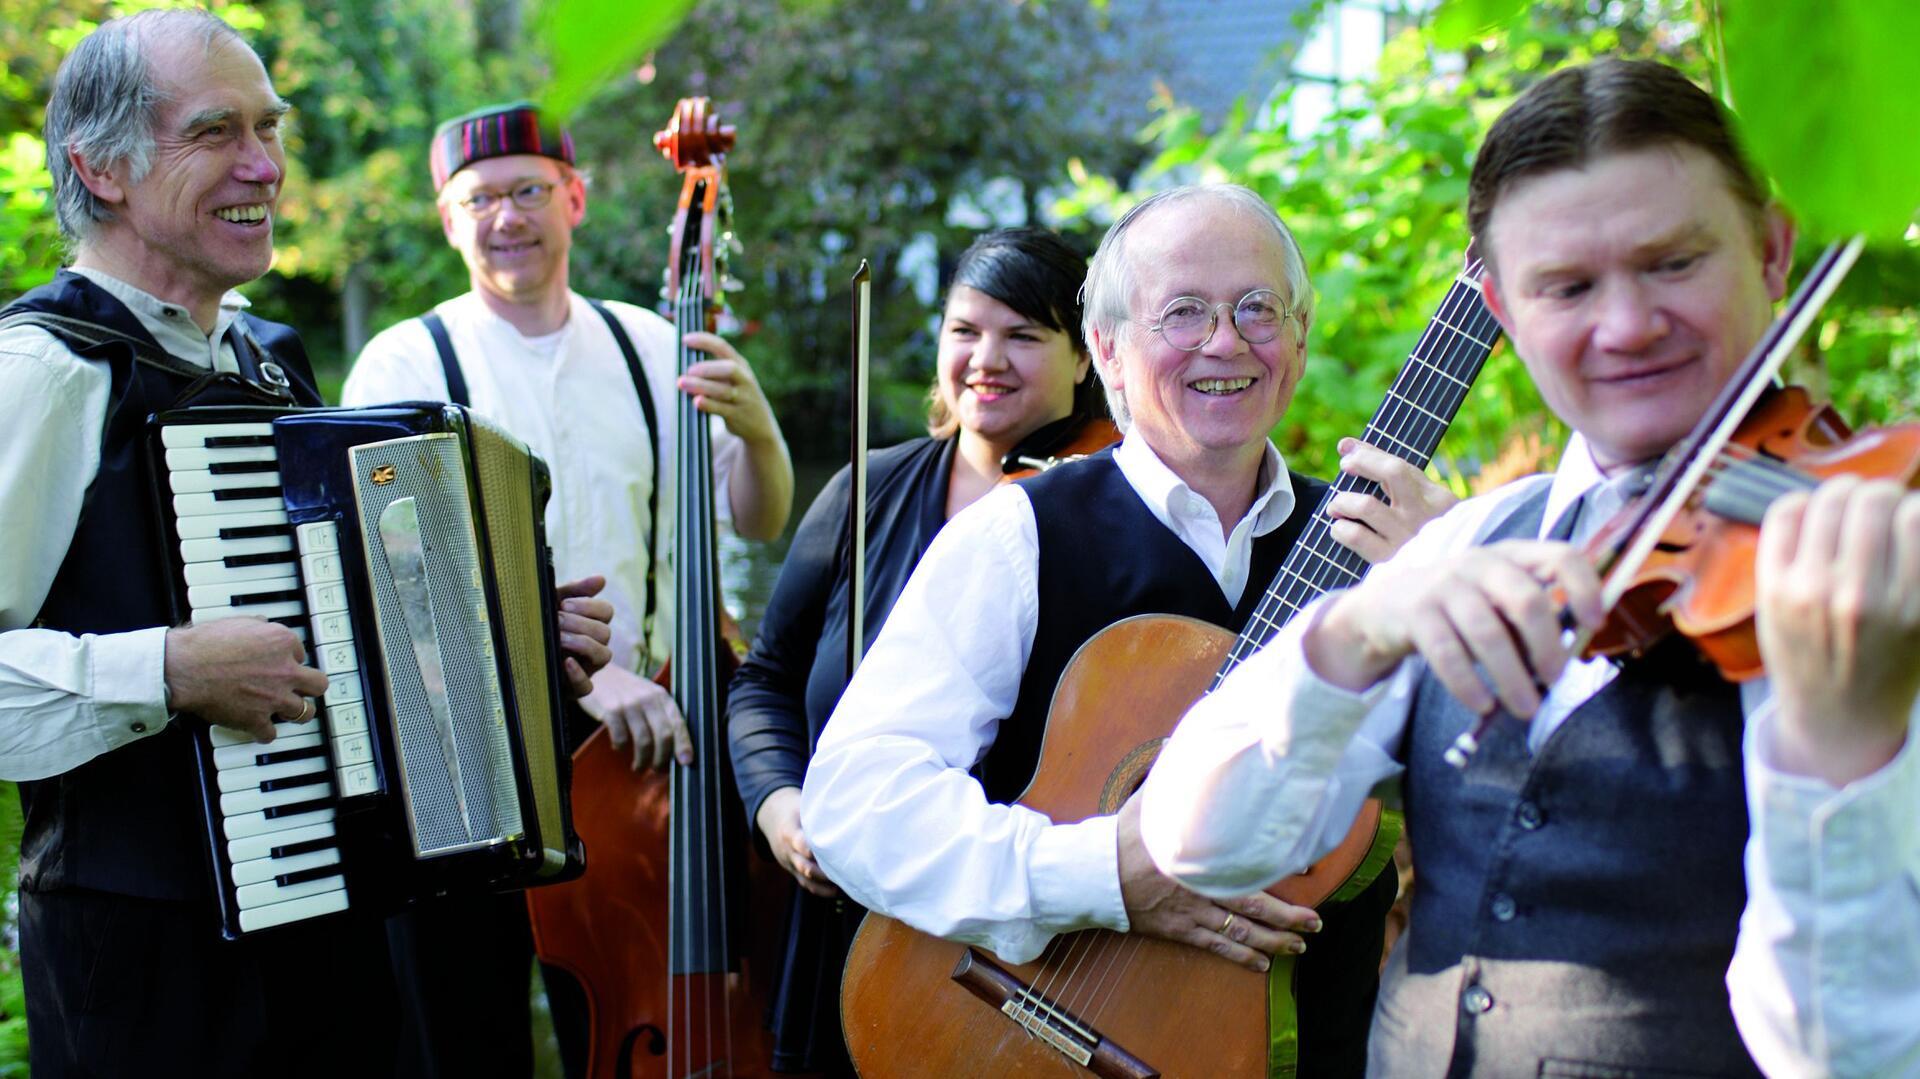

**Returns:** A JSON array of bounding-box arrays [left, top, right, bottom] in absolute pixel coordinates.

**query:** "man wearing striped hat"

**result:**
[[344, 102, 794, 1077]]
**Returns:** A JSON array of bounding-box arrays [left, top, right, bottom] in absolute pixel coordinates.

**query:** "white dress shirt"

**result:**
[[0, 269, 249, 780], [1140, 432, 1920, 1078], [343, 290, 740, 675], [802, 435, 1298, 964]]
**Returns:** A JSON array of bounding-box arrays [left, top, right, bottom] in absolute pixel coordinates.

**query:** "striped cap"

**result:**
[[429, 102, 576, 191]]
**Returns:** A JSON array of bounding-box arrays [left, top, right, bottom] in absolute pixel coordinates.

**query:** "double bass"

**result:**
[[526, 97, 785, 1079], [839, 248, 1504, 1077]]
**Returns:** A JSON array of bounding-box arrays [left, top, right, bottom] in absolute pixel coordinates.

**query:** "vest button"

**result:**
[[1462, 985, 1494, 1014], [129, 721, 148, 734], [1490, 893, 1517, 922], [1516, 801, 1544, 830]]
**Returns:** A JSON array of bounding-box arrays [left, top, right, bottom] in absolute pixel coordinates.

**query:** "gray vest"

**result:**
[[1368, 482, 1761, 1078]]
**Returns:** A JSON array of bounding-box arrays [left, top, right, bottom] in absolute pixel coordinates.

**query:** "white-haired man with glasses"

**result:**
[[342, 102, 794, 1077], [800, 184, 1455, 1073]]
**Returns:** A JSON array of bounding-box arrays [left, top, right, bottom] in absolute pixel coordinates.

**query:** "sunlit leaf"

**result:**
[[533, 0, 698, 122], [1430, 0, 1526, 49], [1720, 0, 1920, 240]]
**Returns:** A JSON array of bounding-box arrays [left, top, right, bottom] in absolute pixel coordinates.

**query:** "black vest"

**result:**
[[999, 448, 1322, 803], [1371, 483, 1759, 1078], [5, 271, 321, 901]]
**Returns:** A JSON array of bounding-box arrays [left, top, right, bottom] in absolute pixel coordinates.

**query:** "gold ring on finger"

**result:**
[[297, 697, 314, 722], [1219, 911, 1235, 935]]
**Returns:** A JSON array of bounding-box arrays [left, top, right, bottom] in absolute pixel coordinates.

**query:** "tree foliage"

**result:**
[[1058, 0, 1919, 485]]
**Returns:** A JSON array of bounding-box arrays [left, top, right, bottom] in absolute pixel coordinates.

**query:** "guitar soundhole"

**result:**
[[1098, 738, 1166, 815]]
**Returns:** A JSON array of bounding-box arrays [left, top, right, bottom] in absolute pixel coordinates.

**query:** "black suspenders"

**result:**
[[417, 301, 664, 654]]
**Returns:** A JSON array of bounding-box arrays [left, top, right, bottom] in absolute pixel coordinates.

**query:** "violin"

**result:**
[[998, 412, 1123, 481], [525, 97, 783, 1078], [1448, 237, 1920, 764]]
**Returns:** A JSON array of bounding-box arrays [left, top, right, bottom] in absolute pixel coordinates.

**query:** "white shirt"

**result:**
[[801, 434, 1298, 964], [343, 290, 740, 674], [0, 269, 249, 780], [1140, 433, 1920, 1079]]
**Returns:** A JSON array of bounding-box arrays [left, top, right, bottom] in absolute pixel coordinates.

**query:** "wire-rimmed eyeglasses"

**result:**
[[452, 181, 557, 219], [1140, 289, 1296, 352]]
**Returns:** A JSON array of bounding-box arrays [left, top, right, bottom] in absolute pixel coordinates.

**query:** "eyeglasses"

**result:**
[[452, 181, 557, 219], [1141, 289, 1296, 352]]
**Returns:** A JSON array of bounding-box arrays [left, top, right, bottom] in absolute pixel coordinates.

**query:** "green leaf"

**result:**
[[533, 0, 698, 122], [1430, 0, 1526, 49], [1719, 0, 1920, 240]]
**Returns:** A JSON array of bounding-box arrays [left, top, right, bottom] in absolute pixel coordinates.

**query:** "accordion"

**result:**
[[151, 403, 584, 938]]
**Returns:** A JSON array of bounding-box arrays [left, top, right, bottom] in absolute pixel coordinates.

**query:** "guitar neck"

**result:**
[[1213, 271, 1501, 689]]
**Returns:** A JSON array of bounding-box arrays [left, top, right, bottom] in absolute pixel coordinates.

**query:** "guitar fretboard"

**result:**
[[1213, 266, 1501, 689]]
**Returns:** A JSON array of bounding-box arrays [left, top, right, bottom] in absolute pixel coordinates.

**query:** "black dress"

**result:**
[[727, 436, 956, 1075]]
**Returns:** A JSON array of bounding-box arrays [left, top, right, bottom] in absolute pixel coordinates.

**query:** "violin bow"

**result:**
[[847, 260, 872, 679]]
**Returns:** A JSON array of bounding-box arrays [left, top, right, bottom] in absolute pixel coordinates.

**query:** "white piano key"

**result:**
[[310, 610, 354, 645], [165, 444, 278, 470], [175, 508, 289, 540], [325, 701, 368, 737], [187, 575, 300, 611], [295, 521, 340, 554], [161, 421, 274, 448], [236, 887, 349, 933], [180, 533, 294, 564], [174, 490, 286, 518], [208, 718, 321, 748], [227, 820, 337, 865], [336, 763, 380, 797], [300, 551, 344, 584], [219, 779, 332, 818], [212, 730, 322, 769], [191, 599, 306, 624], [183, 559, 297, 587], [314, 641, 359, 676], [235, 871, 346, 910], [305, 582, 349, 615], [230, 845, 340, 887], [168, 467, 284, 495], [216, 753, 328, 794], [321, 675, 363, 709], [222, 803, 335, 841], [331, 733, 373, 767]]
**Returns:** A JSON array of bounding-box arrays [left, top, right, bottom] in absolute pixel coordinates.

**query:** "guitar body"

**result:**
[[840, 614, 1384, 1078]]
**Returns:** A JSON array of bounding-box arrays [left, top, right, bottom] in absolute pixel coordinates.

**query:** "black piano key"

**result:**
[[203, 435, 274, 448], [223, 550, 297, 568], [258, 745, 328, 767], [269, 615, 305, 630], [229, 589, 304, 608], [269, 836, 339, 860], [274, 864, 342, 888], [213, 485, 283, 502], [218, 524, 293, 540], [208, 460, 280, 475], [260, 773, 328, 793], [263, 797, 331, 819]]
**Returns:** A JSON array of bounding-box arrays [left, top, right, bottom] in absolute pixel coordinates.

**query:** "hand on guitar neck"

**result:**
[[1324, 438, 1460, 564], [1116, 791, 1319, 973]]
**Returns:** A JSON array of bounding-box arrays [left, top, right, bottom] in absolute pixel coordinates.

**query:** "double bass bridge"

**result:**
[[951, 947, 1160, 1078]]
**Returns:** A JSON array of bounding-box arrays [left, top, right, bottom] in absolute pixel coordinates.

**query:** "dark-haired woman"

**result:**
[[726, 227, 1103, 1075]]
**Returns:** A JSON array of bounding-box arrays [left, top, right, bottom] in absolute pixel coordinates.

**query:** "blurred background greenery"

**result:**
[[1, 0, 1914, 1071]]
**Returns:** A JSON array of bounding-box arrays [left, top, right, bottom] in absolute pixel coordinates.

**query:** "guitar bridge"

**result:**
[[950, 947, 1160, 1078]]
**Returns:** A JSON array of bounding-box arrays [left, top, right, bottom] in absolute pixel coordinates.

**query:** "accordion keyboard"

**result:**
[[163, 421, 373, 932]]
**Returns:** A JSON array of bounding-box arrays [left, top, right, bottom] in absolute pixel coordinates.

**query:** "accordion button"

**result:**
[[326, 701, 368, 736], [333, 733, 374, 766], [296, 521, 340, 554], [337, 763, 380, 797]]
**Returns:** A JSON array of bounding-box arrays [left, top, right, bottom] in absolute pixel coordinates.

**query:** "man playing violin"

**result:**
[[1142, 58, 1919, 1077], [802, 183, 1458, 1074]]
